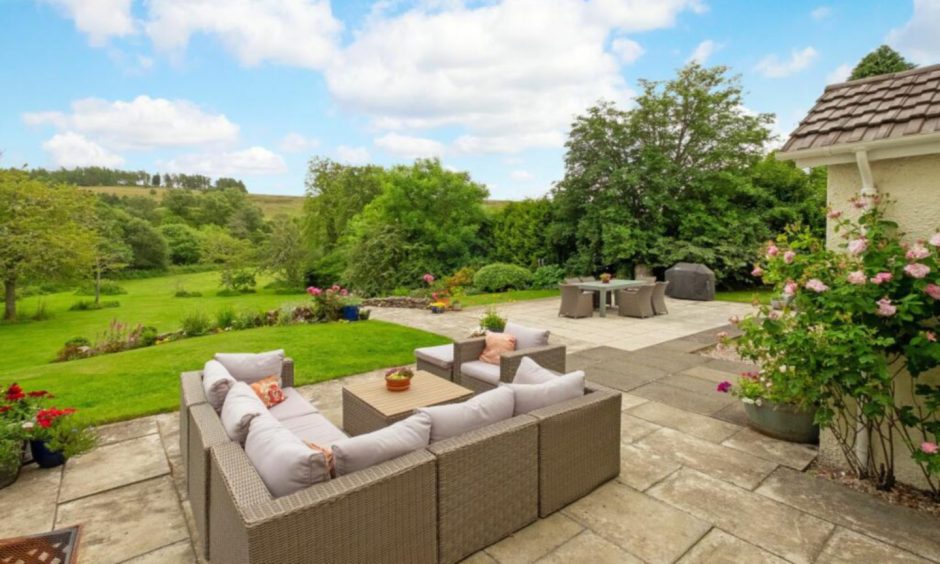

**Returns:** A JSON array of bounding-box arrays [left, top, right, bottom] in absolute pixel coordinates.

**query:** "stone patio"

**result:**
[[3, 299, 939, 563]]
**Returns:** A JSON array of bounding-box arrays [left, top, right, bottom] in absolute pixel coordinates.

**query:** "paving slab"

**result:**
[[645, 339, 712, 354], [59, 434, 169, 502], [569, 346, 631, 363], [710, 401, 750, 427], [618, 443, 681, 491], [660, 372, 729, 396], [627, 401, 742, 443], [628, 350, 709, 373], [722, 428, 817, 470], [680, 365, 739, 384], [636, 428, 778, 489], [619, 393, 648, 410], [95, 416, 159, 446], [755, 467, 940, 561], [677, 528, 788, 564], [630, 381, 735, 415], [620, 413, 660, 443], [703, 357, 758, 374], [0, 464, 61, 538], [484, 512, 583, 564], [464, 551, 499, 564], [537, 531, 642, 564], [563, 481, 710, 564], [55, 476, 188, 564], [648, 468, 834, 564], [124, 540, 197, 563], [816, 528, 930, 564]]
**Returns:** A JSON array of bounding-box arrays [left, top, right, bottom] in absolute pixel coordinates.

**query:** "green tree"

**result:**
[[0, 170, 97, 319], [122, 218, 168, 270], [263, 216, 307, 289], [201, 226, 256, 292], [303, 158, 384, 258], [490, 199, 557, 268], [849, 45, 916, 80], [90, 206, 132, 304], [160, 223, 202, 265]]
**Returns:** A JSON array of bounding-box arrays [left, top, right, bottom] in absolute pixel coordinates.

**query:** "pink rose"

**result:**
[[805, 278, 829, 293], [751, 266, 764, 278], [423, 273, 435, 284], [847, 238, 868, 256], [783, 280, 798, 296], [729, 315, 740, 325], [906, 244, 930, 260], [847, 271, 867, 285], [766, 243, 779, 258], [930, 233, 940, 247], [768, 310, 782, 320], [904, 263, 930, 279], [716, 381, 732, 393], [340, 288, 349, 296], [870, 272, 893, 285], [922, 442, 939, 454], [783, 251, 796, 264], [827, 209, 842, 219], [926, 331, 937, 343], [306, 287, 322, 296], [926, 284, 940, 300], [876, 297, 897, 317]]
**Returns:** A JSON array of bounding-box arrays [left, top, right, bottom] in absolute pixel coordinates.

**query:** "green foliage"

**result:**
[[231, 309, 266, 330], [180, 311, 213, 336], [489, 199, 556, 268], [75, 280, 126, 296], [215, 307, 236, 329], [531, 265, 566, 289], [38, 413, 98, 459], [69, 300, 120, 311], [473, 263, 533, 292], [849, 45, 916, 81], [200, 227, 256, 293], [123, 218, 169, 270], [262, 216, 306, 289], [479, 307, 507, 332], [160, 224, 202, 265]]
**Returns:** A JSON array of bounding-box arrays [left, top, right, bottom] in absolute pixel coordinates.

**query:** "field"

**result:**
[[0, 272, 447, 423], [82, 186, 306, 218]]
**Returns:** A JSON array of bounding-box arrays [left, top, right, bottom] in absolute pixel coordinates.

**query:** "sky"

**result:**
[[1, 0, 938, 199]]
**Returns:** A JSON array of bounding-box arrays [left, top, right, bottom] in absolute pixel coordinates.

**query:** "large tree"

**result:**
[[0, 170, 97, 319], [263, 216, 307, 289], [849, 45, 915, 80], [303, 158, 384, 257]]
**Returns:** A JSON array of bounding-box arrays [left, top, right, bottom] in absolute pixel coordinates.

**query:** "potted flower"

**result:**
[[385, 367, 414, 391], [358, 308, 371, 321], [429, 301, 447, 314], [600, 273, 613, 284], [0, 422, 24, 490], [341, 295, 362, 322], [716, 367, 819, 444], [29, 409, 96, 468]]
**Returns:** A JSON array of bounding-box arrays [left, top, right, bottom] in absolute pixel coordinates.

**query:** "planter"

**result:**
[[30, 440, 66, 469], [430, 306, 445, 314], [341, 305, 360, 322], [385, 375, 412, 392], [0, 443, 23, 490], [743, 401, 818, 444]]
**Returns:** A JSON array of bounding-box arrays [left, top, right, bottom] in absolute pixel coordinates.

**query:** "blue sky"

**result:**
[[1, 0, 937, 199]]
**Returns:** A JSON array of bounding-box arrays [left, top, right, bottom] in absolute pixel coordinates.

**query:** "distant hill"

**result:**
[[82, 186, 306, 218]]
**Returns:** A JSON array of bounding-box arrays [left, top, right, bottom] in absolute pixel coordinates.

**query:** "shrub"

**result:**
[[180, 311, 213, 336], [138, 326, 159, 347], [30, 300, 52, 321], [531, 265, 566, 289], [473, 263, 533, 292], [69, 300, 119, 311], [446, 267, 476, 290], [479, 307, 507, 332], [215, 307, 236, 330], [174, 283, 202, 298], [55, 337, 92, 362], [391, 287, 411, 297], [232, 310, 265, 330], [75, 280, 126, 296]]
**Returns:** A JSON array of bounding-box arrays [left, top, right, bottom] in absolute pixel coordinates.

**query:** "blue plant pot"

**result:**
[[30, 440, 66, 469], [341, 305, 360, 321]]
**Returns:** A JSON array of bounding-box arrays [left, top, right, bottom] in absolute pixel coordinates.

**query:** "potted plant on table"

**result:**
[[385, 367, 414, 391], [600, 273, 613, 284]]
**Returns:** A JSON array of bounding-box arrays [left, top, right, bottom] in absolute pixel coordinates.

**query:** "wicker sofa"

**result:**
[[454, 337, 567, 394]]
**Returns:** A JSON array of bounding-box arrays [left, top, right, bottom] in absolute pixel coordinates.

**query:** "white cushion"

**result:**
[[269, 388, 319, 421], [513, 357, 558, 385], [504, 371, 585, 415], [220, 382, 267, 444], [461, 361, 501, 385], [331, 413, 431, 476], [245, 413, 331, 498], [415, 344, 454, 369], [214, 349, 285, 384], [281, 412, 349, 446], [505, 322, 550, 350], [417, 387, 515, 442], [202, 360, 236, 412]]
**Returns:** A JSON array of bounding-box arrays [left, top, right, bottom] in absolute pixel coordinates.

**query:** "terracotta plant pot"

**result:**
[[385, 374, 412, 392]]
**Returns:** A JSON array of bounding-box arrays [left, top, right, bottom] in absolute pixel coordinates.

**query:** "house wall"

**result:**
[[822, 153, 940, 491]]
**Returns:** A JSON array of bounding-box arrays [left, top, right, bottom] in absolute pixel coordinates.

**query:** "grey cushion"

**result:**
[[504, 322, 550, 350], [461, 360, 501, 385], [269, 388, 319, 421], [202, 359, 236, 412], [513, 356, 558, 385], [331, 412, 431, 477], [281, 412, 349, 446], [245, 413, 331, 498], [220, 382, 267, 444], [415, 344, 454, 369], [418, 387, 515, 442], [504, 371, 585, 415], [214, 349, 285, 384]]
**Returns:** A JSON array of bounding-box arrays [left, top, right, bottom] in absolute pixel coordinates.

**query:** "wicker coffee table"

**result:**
[[342, 370, 473, 436]]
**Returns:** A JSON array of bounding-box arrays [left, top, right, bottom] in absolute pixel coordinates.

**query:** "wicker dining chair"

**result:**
[[558, 284, 593, 318], [652, 281, 669, 315], [617, 285, 655, 318]]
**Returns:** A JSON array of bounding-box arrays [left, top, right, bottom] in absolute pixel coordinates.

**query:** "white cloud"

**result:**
[[510, 169, 534, 182], [279, 133, 320, 153], [826, 63, 852, 84], [42, 0, 135, 45], [687, 39, 720, 64], [374, 133, 445, 159], [22, 96, 239, 149], [810, 6, 831, 20], [164, 146, 287, 176], [755, 46, 819, 78], [144, 0, 342, 69], [335, 145, 371, 165], [42, 132, 125, 168], [887, 0, 940, 65], [611, 38, 644, 64]]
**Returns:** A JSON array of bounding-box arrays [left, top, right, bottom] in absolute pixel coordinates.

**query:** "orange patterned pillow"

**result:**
[[306, 442, 336, 478], [480, 332, 517, 365], [250, 375, 286, 408]]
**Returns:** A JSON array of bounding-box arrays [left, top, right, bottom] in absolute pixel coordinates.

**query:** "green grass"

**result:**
[[82, 186, 306, 219], [715, 288, 773, 305], [0, 272, 447, 424], [460, 289, 558, 307]]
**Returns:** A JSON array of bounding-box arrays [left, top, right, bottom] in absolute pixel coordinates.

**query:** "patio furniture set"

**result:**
[[180, 325, 621, 564], [559, 276, 669, 319]]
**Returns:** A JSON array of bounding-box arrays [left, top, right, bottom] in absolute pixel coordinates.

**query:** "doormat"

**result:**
[[0, 525, 81, 564]]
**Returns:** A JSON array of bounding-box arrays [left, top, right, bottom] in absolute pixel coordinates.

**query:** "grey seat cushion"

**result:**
[[245, 413, 331, 498], [214, 349, 285, 385], [513, 356, 558, 385], [202, 359, 236, 412], [505, 322, 550, 350], [415, 344, 454, 369], [331, 412, 431, 477], [461, 360, 501, 385], [220, 382, 267, 444], [504, 371, 585, 415], [281, 412, 348, 446], [269, 388, 319, 421], [417, 387, 515, 442]]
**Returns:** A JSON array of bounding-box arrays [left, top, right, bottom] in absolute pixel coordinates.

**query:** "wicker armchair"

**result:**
[[652, 281, 669, 315], [617, 285, 655, 318], [558, 284, 593, 318], [453, 337, 567, 394], [209, 443, 438, 564]]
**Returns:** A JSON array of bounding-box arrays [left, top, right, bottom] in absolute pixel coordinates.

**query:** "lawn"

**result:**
[[715, 287, 773, 305], [461, 289, 558, 307]]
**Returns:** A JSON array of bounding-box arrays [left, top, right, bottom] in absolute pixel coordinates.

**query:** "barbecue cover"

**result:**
[[664, 262, 715, 301]]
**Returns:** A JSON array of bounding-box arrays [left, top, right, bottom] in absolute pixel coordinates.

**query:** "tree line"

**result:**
[[27, 166, 246, 191]]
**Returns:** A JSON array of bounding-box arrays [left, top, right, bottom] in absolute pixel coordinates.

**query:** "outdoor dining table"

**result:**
[[577, 279, 649, 317]]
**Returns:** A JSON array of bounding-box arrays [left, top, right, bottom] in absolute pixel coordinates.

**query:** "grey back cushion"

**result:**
[[513, 356, 558, 385], [504, 370, 585, 415], [220, 382, 267, 444], [202, 359, 236, 412], [504, 322, 550, 350], [418, 386, 515, 442], [331, 412, 431, 477], [245, 413, 331, 498], [214, 349, 285, 384]]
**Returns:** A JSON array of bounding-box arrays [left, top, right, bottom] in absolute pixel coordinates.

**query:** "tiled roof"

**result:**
[[781, 63, 940, 153]]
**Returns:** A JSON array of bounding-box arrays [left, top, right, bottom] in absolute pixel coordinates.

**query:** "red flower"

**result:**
[[27, 390, 49, 398], [0, 406, 10, 414], [5, 383, 24, 402], [35, 407, 76, 429]]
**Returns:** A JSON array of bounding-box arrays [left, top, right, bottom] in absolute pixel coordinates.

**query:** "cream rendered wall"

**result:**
[[820, 153, 940, 491]]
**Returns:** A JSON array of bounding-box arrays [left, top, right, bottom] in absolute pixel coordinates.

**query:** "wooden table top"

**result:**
[[343, 371, 473, 417]]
